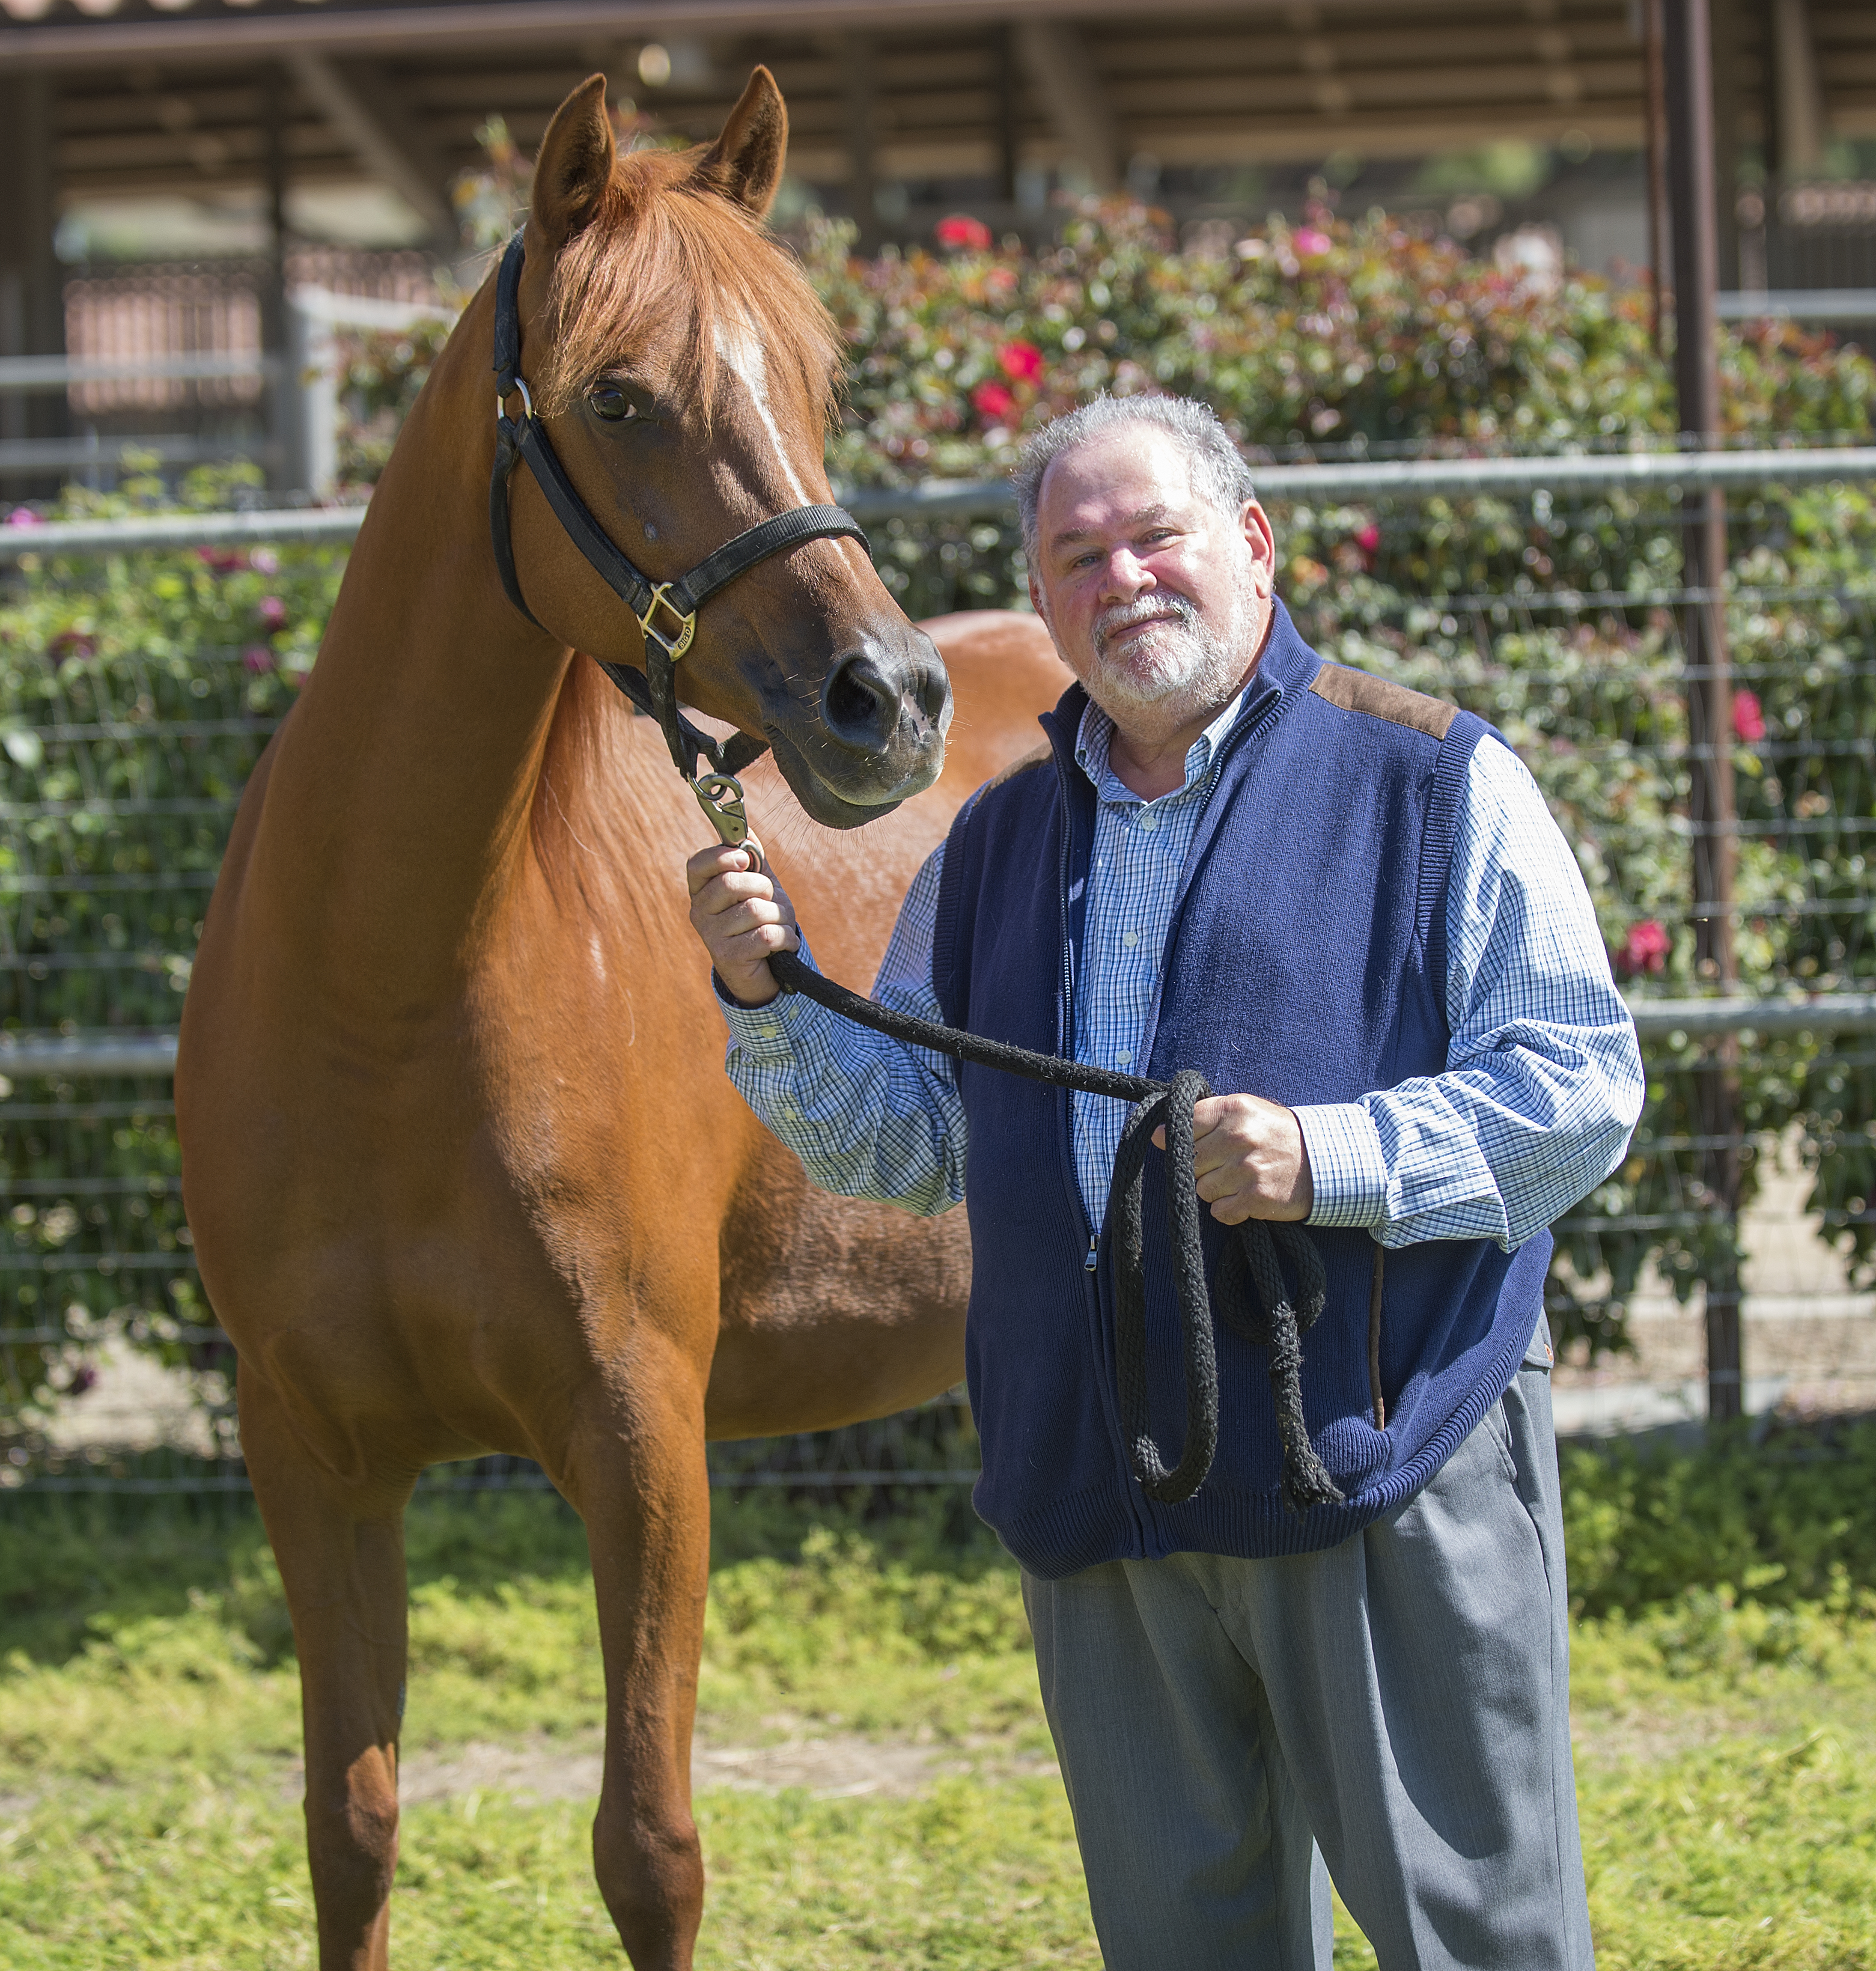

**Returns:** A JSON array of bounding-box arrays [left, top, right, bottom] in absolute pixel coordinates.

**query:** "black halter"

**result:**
[[488, 233, 871, 844]]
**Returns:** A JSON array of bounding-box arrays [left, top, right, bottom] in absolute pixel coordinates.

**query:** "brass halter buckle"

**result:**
[[638, 583, 698, 663]]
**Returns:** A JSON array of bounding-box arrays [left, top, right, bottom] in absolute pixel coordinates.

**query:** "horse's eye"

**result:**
[[589, 385, 636, 422]]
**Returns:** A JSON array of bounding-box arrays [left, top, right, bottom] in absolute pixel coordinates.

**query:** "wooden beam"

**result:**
[[1016, 19, 1119, 191], [287, 50, 454, 240]]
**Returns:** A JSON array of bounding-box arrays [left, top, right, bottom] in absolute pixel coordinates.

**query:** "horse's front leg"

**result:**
[[559, 1339, 714, 1971], [238, 1359, 416, 1971]]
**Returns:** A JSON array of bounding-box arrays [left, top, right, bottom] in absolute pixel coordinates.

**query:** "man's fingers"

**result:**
[[684, 842, 759, 898]]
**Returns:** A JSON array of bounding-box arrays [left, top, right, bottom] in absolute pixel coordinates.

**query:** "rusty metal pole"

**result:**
[[1664, 0, 1744, 1425], [1643, 0, 1672, 359]]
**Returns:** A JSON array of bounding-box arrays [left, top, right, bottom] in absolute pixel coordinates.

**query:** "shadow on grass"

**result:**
[[1, 1466, 1009, 1670]]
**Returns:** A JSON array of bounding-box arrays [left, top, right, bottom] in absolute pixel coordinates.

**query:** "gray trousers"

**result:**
[[1022, 1360, 1591, 1970]]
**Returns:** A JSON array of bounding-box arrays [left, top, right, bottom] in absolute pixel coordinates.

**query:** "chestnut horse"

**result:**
[[177, 72, 1067, 1971]]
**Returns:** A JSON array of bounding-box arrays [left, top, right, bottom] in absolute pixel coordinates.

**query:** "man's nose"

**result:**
[[1101, 549, 1155, 599]]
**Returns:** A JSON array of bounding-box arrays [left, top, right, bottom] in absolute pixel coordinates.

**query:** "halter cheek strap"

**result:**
[[487, 233, 871, 842]]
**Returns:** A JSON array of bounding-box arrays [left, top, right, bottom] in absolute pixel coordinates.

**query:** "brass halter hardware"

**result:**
[[636, 583, 698, 665]]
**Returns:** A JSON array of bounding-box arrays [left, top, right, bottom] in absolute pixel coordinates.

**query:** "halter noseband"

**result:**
[[488, 233, 871, 847]]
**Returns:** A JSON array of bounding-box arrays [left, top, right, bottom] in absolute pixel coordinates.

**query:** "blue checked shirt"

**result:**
[[720, 685, 1642, 1247]]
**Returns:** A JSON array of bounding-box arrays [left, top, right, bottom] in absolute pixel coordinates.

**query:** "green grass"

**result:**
[[3, 1463, 1874, 1969]]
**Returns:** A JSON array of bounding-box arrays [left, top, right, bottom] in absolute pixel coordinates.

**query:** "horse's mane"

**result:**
[[533, 144, 844, 436]]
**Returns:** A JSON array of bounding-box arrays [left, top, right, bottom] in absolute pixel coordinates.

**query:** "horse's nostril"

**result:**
[[822, 653, 898, 749], [918, 664, 952, 732]]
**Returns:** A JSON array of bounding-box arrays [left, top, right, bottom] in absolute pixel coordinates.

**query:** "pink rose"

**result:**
[[1731, 689, 1766, 743], [1354, 523, 1381, 556], [257, 596, 288, 631], [935, 214, 992, 251], [1293, 227, 1333, 258], [972, 380, 1017, 421], [997, 341, 1044, 383], [5, 507, 41, 529], [242, 647, 276, 675]]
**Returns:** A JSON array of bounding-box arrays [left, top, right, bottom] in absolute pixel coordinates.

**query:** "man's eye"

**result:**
[[589, 385, 637, 422]]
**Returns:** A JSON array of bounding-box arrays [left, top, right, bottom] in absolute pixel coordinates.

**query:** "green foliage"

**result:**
[[1, 465, 346, 1428], [1561, 1421, 1876, 1618]]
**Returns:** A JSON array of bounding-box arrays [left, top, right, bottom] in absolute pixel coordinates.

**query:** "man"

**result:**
[[687, 395, 1641, 1969]]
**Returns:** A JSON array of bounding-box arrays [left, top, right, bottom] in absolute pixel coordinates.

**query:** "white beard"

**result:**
[[1082, 579, 1256, 733]]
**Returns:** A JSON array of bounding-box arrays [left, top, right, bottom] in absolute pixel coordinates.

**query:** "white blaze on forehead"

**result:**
[[713, 314, 812, 508]]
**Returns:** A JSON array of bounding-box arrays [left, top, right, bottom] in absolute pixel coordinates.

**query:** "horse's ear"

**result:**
[[689, 67, 788, 219], [531, 75, 617, 249]]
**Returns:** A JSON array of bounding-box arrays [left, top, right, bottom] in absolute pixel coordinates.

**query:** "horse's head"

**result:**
[[497, 70, 949, 827]]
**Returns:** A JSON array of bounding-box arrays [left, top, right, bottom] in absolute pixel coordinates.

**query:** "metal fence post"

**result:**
[[1666, 0, 1744, 1425]]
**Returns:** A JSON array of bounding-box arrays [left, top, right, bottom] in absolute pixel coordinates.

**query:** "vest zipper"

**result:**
[[1048, 731, 1151, 1558]]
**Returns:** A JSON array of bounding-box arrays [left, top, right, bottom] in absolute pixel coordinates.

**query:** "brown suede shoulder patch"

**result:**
[[982, 742, 1053, 793], [1309, 662, 1457, 740]]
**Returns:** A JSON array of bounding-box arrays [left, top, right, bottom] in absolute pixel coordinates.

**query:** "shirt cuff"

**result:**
[[1294, 1102, 1388, 1229], [716, 940, 829, 1060]]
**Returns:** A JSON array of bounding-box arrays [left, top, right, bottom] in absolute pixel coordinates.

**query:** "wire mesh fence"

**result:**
[[4, 451, 1874, 1494]]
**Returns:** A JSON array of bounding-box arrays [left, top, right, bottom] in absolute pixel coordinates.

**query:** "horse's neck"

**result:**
[[251, 290, 573, 1009]]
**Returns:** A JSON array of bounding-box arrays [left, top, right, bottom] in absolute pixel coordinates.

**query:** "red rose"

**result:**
[[1731, 689, 1766, 743], [997, 341, 1044, 383], [1618, 919, 1670, 977], [972, 380, 1017, 421], [935, 214, 992, 251]]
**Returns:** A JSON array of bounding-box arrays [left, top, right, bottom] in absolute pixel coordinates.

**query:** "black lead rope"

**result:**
[[769, 948, 1342, 1513]]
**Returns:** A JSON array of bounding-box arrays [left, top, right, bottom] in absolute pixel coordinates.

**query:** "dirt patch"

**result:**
[[1571, 1708, 1729, 1770], [391, 1731, 1046, 1808]]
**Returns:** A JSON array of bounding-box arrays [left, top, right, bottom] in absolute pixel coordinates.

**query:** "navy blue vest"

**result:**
[[932, 603, 1552, 1576]]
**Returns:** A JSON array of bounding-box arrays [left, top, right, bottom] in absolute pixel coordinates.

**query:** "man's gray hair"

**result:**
[[1012, 395, 1258, 565]]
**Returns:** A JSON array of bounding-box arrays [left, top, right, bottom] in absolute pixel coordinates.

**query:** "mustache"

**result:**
[[1092, 593, 1199, 654]]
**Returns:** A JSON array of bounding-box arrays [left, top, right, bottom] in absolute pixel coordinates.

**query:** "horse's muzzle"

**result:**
[[793, 630, 951, 817]]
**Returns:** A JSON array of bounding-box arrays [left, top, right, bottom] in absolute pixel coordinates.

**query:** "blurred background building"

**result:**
[[1, 0, 1873, 493]]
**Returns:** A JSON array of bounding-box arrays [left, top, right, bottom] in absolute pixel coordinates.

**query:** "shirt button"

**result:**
[[757, 1023, 779, 1039], [1117, 1050, 1132, 1065], [1139, 812, 1159, 833], [1122, 930, 1139, 949]]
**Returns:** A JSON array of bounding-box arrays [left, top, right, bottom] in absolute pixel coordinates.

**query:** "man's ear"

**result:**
[[1241, 499, 1278, 596], [688, 67, 788, 219], [531, 75, 616, 249], [1028, 570, 1051, 624]]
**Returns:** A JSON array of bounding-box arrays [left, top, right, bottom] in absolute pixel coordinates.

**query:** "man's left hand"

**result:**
[[1153, 1094, 1314, 1224]]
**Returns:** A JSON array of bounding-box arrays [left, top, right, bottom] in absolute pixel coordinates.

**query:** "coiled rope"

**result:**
[[768, 948, 1342, 1512]]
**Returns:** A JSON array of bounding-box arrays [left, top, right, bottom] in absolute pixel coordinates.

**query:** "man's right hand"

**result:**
[[686, 842, 801, 1008]]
